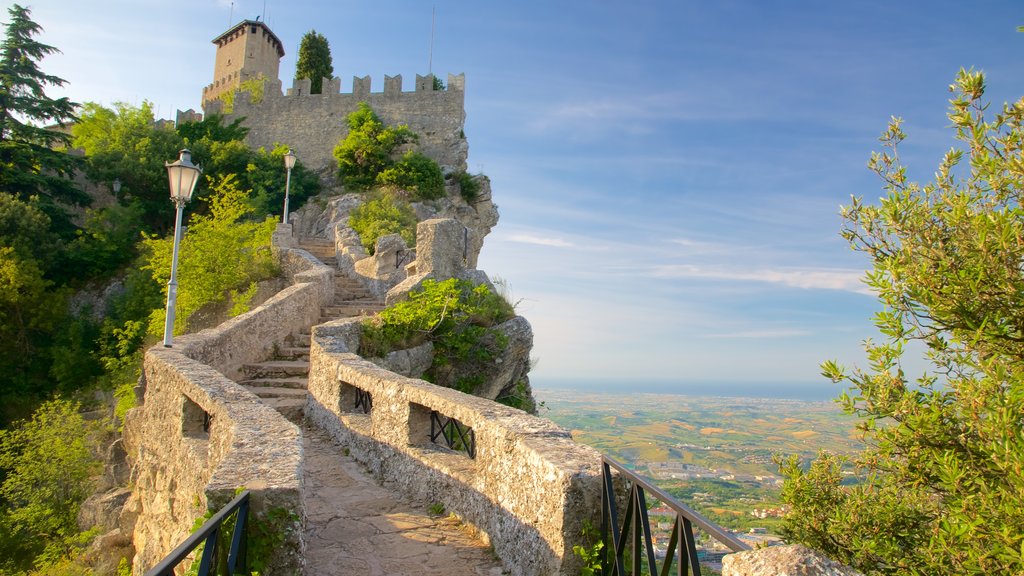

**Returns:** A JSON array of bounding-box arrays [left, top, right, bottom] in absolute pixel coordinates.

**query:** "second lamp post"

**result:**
[[282, 149, 296, 223]]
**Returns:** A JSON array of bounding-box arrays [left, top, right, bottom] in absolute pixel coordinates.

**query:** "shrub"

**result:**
[[333, 102, 415, 190], [347, 193, 417, 254], [456, 172, 481, 203], [375, 151, 444, 201], [360, 279, 514, 390], [142, 174, 278, 337]]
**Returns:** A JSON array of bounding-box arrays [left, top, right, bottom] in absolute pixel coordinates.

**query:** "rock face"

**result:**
[[722, 544, 863, 576]]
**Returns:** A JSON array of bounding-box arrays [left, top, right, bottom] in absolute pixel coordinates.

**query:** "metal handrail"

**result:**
[[600, 456, 749, 575], [145, 489, 250, 576]]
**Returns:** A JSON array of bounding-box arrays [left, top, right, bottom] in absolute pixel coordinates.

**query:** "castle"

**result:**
[[183, 20, 468, 175]]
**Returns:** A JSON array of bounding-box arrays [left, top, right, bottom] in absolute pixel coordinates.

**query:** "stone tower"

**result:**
[[201, 20, 284, 107]]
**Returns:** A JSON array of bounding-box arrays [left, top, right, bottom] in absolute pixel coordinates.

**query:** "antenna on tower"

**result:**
[[262, 0, 267, 21], [428, 6, 435, 75], [229, 1, 234, 26]]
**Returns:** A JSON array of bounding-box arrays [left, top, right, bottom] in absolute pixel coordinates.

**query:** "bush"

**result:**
[[375, 151, 444, 201], [333, 102, 415, 190], [347, 193, 417, 254], [456, 172, 481, 203], [142, 175, 278, 337], [360, 279, 514, 391]]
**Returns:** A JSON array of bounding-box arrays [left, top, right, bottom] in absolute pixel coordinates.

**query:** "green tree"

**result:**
[[780, 70, 1024, 575], [295, 30, 333, 95], [176, 112, 248, 144], [333, 102, 415, 190], [142, 174, 277, 336], [0, 4, 85, 224], [0, 399, 99, 572], [72, 101, 185, 233]]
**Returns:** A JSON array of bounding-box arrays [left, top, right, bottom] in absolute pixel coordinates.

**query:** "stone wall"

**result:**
[[121, 242, 335, 574], [305, 318, 602, 576], [205, 73, 467, 174]]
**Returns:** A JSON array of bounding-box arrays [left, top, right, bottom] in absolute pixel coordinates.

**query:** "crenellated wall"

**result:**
[[121, 240, 336, 574], [204, 73, 468, 174], [305, 318, 603, 576]]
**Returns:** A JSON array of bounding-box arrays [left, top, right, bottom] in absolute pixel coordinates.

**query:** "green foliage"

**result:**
[[239, 143, 320, 218], [496, 380, 536, 412], [432, 75, 445, 91], [142, 175, 277, 337], [217, 77, 266, 113], [376, 150, 445, 201], [176, 113, 248, 143], [360, 279, 514, 391], [295, 30, 333, 95], [0, 246, 68, 422], [456, 172, 481, 203], [72, 101, 185, 233], [347, 192, 417, 254], [428, 502, 445, 516], [780, 70, 1024, 575], [333, 102, 416, 190], [572, 520, 604, 576], [0, 4, 86, 218], [0, 400, 100, 573], [63, 202, 145, 280]]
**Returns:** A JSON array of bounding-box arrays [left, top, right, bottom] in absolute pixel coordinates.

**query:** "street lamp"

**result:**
[[282, 149, 296, 223], [162, 149, 202, 348], [112, 178, 122, 198]]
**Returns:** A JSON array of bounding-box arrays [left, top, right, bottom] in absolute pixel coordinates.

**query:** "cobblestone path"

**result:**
[[301, 425, 507, 576]]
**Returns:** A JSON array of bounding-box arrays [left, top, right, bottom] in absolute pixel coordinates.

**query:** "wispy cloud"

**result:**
[[650, 264, 868, 293], [708, 329, 812, 339], [507, 233, 575, 248]]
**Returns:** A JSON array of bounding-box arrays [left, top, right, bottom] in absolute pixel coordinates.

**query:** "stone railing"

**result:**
[[305, 318, 603, 576], [121, 238, 335, 574]]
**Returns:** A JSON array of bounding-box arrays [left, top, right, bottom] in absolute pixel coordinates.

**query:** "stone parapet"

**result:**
[[121, 241, 336, 574], [723, 544, 863, 575], [305, 318, 602, 576], [123, 349, 303, 575]]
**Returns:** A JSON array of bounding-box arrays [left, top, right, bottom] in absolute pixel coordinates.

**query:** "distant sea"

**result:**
[[534, 379, 843, 402]]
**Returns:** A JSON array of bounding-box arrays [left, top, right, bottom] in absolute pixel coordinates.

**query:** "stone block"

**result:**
[[722, 544, 863, 576]]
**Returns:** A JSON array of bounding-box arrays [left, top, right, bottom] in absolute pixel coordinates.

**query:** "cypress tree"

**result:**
[[295, 30, 334, 95]]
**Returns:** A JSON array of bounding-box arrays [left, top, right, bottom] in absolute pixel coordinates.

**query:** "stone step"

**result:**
[[241, 360, 310, 379], [275, 346, 310, 361], [244, 385, 308, 399], [291, 333, 311, 347], [263, 397, 305, 423], [237, 377, 308, 389], [322, 304, 385, 317]]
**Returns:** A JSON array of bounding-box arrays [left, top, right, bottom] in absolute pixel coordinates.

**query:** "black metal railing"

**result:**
[[145, 490, 250, 576], [354, 387, 372, 414], [430, 410, 476, 458], [600, 457, 749, 575]]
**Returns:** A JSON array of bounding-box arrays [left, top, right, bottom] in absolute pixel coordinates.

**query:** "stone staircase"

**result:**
[[234, 238, 385, 422]]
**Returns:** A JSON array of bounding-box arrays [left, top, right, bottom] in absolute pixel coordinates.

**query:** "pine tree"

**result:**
[[295, 30, 333, 95], [0, 4, 85, 216]]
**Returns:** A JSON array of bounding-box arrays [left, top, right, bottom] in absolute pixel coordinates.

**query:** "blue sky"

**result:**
[[20, 1, 1024, 395]]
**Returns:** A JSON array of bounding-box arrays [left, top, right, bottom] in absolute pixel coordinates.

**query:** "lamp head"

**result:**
[[284, 149, 296, 170], [166, 149, 202, 203]]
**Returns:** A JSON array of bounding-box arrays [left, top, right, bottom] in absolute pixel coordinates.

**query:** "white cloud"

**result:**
[[506, 233, 575, 248], [707, 329, 812, 339], [650, 264, 869, 293]]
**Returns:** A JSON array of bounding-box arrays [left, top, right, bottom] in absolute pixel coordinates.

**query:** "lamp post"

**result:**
[[112, 178, 122, 198], [162, 149, 202, 348], [282, 149, 296, 223]]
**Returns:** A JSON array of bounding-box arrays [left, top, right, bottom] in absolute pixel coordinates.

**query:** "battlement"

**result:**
[[204, 72, 468, 173]]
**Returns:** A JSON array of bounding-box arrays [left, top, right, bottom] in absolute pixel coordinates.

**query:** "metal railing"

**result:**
[[354, 387, 372, 414], [430, 410, 476, 458], [601, 457, 749, 575], [145, 490, 250, 576]]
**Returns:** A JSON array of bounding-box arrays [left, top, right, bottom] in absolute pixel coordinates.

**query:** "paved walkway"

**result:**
[[301, 425, 507, 576]]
